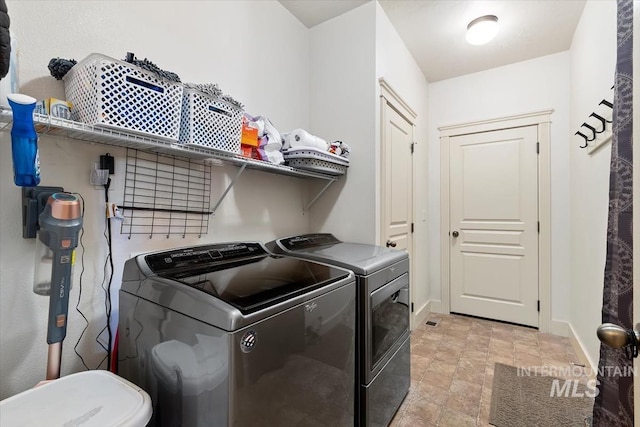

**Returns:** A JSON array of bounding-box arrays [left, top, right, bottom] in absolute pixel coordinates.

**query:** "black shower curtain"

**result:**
[[592, 0, 634, 425]]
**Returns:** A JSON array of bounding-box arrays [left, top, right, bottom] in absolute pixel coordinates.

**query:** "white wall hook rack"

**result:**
[[575, 86, 614, 155]]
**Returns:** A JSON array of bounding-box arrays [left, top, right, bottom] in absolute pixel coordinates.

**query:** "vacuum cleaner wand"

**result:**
[[37, 193, 82, 380]]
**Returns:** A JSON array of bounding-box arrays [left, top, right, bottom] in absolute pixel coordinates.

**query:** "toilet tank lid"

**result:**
[[0, 370, 152, 427]]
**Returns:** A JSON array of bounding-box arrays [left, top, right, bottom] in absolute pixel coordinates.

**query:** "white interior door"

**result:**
[[382, 104, 413, 252], [380, 91, 415, 328], [449, 125, 539, 327]]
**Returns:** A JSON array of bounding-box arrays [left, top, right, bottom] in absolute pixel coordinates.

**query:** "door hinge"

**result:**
[[536, 142, 540, 154], [537, 300, 540, 312], [411, 143, 415, 154], [538, 221, 540, 233], [411, 302, 414, 313], [411, 223, 414, 233]]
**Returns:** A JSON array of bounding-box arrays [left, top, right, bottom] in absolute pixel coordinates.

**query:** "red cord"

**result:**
[[110, 330, 119, 374]]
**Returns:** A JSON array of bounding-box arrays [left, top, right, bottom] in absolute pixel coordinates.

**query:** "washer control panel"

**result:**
[[145, 242, 266, 273]]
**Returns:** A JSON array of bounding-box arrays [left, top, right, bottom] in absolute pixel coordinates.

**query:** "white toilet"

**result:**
[[0, 370, 152, 427]]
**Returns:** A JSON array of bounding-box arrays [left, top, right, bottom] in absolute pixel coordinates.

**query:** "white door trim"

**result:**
[[439, 109, 553, 332], [379, 78, 418, 123], [379, 77, 420, 327]]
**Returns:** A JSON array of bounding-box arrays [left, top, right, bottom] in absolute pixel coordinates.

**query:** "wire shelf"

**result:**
[[0, 108, 341, 213], [0, 107, 340, 180]]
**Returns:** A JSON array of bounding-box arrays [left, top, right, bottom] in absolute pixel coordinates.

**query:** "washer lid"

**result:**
[[145, 242, 350, 313], [0, 371, 152, 427], [269, 234, 408, 275]]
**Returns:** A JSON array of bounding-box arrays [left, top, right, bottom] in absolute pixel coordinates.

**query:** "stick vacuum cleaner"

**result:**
[[34, 193, 83, 380]]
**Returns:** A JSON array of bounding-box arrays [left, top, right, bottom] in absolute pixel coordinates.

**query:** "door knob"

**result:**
[[386, 240, 397, 248], [452, 231, 459, 238], [596, 323, 640, 359], [597, 323, 640, 348]]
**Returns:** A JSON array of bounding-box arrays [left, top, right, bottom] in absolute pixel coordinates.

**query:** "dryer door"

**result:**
[[367, 273, 410, 380]]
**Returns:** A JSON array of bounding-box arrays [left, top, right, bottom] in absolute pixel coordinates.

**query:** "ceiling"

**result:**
[[278, 0, 586, 82]]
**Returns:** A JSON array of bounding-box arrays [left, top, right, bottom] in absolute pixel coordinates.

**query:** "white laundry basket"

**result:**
[[0, 370, 152, 427], [178, 87, 242, 154], [63, 53, 184, 142]]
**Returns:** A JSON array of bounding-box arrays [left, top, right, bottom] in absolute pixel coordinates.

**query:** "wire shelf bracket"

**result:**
[[211, 163, 247, 215], [305, 180, 336, 212]]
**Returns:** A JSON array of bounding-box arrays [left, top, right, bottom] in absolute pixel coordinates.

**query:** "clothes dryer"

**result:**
[[267, 234, 410, 427]]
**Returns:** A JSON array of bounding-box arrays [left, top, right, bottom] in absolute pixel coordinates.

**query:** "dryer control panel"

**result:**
[[279, 233, 341, 250]]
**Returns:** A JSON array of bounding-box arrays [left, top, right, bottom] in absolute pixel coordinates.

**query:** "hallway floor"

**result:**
[[390, 313, 586, 426]]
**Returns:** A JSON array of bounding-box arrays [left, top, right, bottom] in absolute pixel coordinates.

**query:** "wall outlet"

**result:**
[[100, 154, 115, 174]]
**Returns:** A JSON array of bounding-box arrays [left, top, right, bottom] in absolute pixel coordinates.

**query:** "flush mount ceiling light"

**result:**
[[466, 15, 499, 45]]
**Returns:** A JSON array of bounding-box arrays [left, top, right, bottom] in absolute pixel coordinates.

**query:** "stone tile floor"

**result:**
[[390, 313, 585, 426]]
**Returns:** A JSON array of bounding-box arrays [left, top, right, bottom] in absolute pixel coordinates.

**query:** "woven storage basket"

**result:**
[[178, 88, 242, 154], [63, 53, 183, 142]]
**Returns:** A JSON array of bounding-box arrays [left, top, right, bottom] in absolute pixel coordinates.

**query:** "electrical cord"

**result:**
[[103, 178, 114, 370], [96, 229, 110, 354], [69, 188, 115, 371], [94, 179, 115, 369], [70, 193, 92, 370], [69, 191, 112, 370]]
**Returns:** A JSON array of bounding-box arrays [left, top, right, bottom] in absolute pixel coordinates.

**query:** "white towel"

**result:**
[[286, 129, 329, 151]]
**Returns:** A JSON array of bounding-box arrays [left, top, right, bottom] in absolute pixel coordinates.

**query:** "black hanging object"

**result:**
[[0, 0, 10, 79], [48, 57, 77, 80], [575, 131, 589, 148], [599, 99, 614, 109], [580, 123, 597, 141], [589, 112, 607, 133]]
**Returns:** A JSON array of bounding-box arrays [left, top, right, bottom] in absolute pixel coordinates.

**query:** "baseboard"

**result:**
[[549, 319, 569, 337], [411, 299, 445, 330], [567, 322, 598, 378], [550, 321, 597, 380], [427, 299, 442, 314], [413, 300, 431, 329]]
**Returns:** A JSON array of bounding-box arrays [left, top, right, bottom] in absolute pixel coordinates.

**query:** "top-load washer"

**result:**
[[117, 241, 356, 427], [266, 233, 410, 427]]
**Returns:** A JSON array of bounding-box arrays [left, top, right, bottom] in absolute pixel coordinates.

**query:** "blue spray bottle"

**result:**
[[7, 93, 40, 187]]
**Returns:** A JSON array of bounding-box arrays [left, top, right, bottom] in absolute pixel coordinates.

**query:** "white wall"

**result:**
[[308, 2, 377, 243], [1, 0, 311, 398], [428, 52, 572, 324], [2, 0, 615, 403], [306, 1, 431, 327], [568, 0, 617, 369], [375, 3, 430, 320]]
